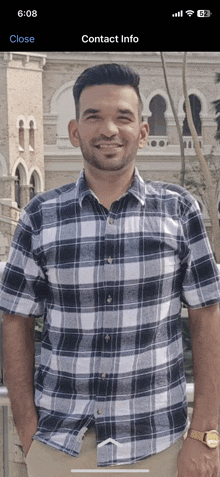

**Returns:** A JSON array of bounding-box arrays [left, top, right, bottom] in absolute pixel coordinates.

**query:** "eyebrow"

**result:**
[[118, 108, 135, 116], [82, 108, 135, 118]]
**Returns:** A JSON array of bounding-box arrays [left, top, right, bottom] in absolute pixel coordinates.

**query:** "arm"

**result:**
[[177, 303, 220, 477], [3, 313, 38, 456], [188, 303, 220, 431]]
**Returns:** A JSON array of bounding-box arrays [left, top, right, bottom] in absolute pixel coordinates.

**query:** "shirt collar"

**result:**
[[76, 170, 93, 207], [128, 167, 146, 206], [76, 167, 146, 208]]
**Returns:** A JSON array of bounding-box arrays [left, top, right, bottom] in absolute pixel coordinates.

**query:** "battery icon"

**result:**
[[197, 10, 212, 17]]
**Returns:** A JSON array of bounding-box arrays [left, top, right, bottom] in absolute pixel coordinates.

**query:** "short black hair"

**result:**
[[73, 63, 143, 120]]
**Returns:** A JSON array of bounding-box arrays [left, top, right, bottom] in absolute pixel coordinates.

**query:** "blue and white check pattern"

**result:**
[[1, 168, 220, 466]]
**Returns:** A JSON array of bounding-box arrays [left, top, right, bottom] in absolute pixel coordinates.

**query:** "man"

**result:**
[[1, 63, 220, 477]]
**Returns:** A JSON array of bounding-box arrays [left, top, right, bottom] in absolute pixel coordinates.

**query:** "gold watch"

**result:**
[[188, 428, 219, 449]]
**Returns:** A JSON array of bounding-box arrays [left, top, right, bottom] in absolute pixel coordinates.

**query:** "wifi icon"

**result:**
[[186, 10, 195, 16]]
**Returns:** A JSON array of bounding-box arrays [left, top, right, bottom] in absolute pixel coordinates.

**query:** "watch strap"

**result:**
[[188, 428, 205, 443]]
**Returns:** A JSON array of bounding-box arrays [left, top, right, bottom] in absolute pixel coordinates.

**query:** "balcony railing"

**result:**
[[183, 136, 203, 149], [147, 136, 169, 148], [147, 135, 203, 152]]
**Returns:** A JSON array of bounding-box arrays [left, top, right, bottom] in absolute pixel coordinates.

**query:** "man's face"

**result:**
[[69, 84, 149, 172]]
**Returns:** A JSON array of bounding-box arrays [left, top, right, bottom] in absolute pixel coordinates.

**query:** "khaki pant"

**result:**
[[26, 428, 182, 477]]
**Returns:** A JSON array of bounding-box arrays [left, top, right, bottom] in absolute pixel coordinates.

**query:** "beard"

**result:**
[[77, 135, 140, 172]]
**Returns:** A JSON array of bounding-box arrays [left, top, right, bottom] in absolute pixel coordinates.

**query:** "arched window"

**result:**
[[15, 167, 21, 208], [29, 170, 41, 200], [14, 163, 27, 208], [183, 94, 202, 136], [148, 95, 167, 136], [19, 120, 25, 151], [29, 120, 35, 151], [29, 173, 36, 200]]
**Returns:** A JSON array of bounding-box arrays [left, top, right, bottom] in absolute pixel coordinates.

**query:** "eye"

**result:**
[[118, 116, 133, 123], [86, 115, 101, 122]]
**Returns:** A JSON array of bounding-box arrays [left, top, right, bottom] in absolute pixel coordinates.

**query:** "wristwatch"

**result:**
[[188, 428, 219, 449]]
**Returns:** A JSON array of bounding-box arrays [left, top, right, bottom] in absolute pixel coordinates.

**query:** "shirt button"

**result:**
[[106, 295, 112, 304], [101, 373, 108, 379], [97, 408, 103, 415], [105, 334, 110, 342], [109, 217, 114, 225], [107, 256, 113, 264]]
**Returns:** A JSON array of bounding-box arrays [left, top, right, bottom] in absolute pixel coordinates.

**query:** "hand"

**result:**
[[17, 412, 38, 457], [177, 437, 219, 477], [23, 435, 34, 457]]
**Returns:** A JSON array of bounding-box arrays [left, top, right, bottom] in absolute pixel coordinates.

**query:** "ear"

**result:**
[[138, 122, 149, 149], [68, 120, 80, 147]]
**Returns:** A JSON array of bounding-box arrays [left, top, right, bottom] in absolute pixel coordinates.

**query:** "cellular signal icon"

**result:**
[[172, 10, 183, 17]]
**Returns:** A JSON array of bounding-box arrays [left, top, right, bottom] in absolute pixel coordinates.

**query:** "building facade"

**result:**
[[1, 51, 220, 260]]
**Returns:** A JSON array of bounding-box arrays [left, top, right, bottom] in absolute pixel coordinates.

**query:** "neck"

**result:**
[[84, 163, 135, 210]]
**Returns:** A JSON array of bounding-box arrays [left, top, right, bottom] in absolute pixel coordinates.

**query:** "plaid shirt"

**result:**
[[1, 168, 220, 467]]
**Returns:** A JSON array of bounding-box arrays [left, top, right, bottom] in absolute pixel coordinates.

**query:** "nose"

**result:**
[[99, 119, 119, 137]]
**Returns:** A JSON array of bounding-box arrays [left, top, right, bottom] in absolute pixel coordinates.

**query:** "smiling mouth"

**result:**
[[94, 143, 123, 149]]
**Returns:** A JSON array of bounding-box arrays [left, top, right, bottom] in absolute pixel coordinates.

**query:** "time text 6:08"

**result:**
[[18, 10, 37, 17]]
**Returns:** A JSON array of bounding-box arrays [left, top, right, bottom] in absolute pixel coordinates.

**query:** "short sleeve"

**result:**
[[0, 209, 47, 317], [180, 197, 220, 308]]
